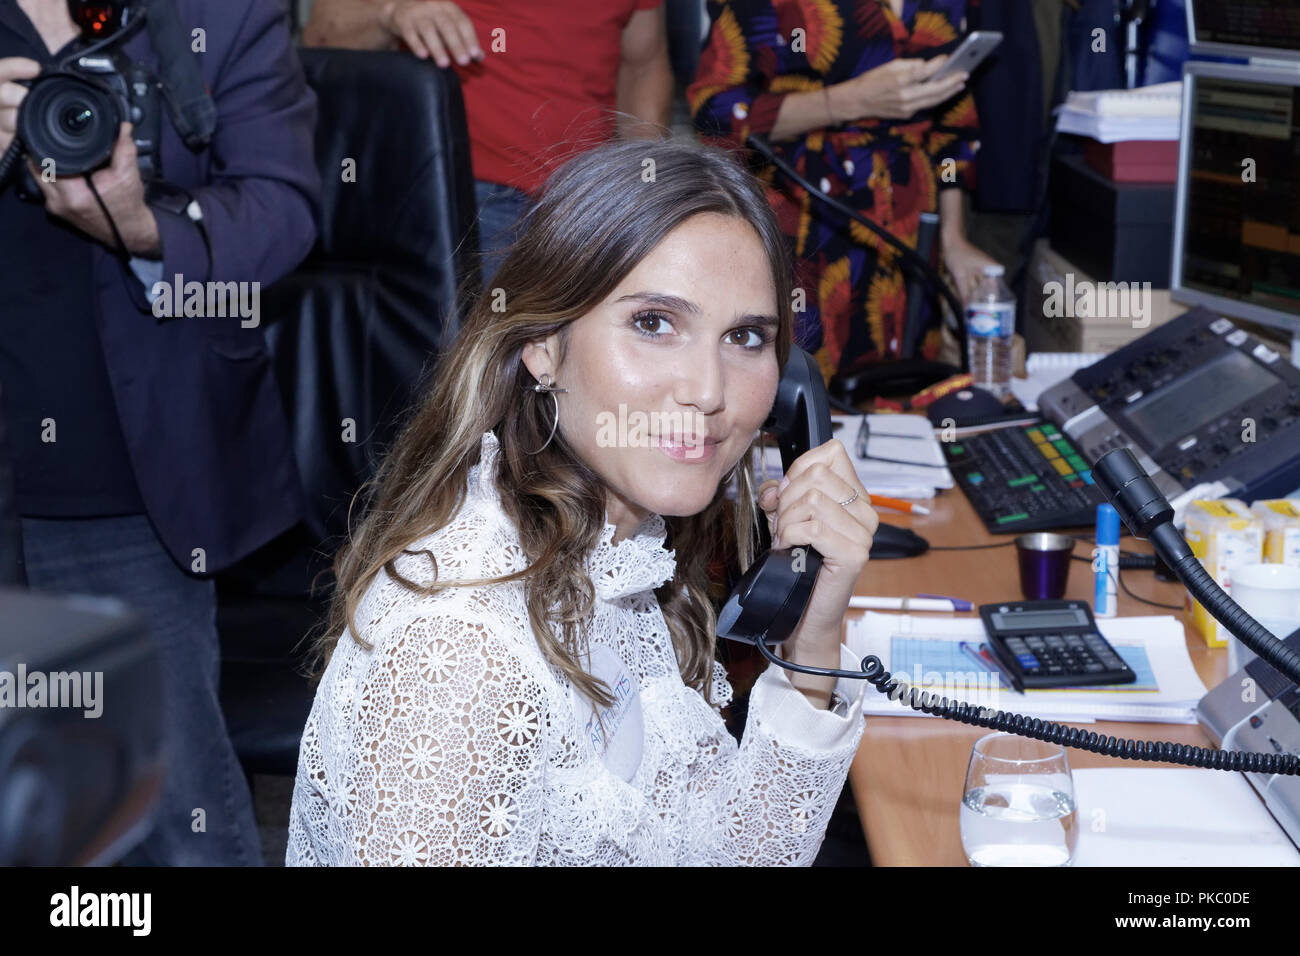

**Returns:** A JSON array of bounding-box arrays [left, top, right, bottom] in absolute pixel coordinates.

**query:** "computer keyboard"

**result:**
[[941, 421, 1106, 533]]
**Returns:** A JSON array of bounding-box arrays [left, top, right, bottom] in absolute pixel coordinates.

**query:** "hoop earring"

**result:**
[[524, 373, 568, 454]]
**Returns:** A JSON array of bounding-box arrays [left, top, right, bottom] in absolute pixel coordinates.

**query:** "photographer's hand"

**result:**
[[29, 122, 161, 258], [0, 57, 41, 156]]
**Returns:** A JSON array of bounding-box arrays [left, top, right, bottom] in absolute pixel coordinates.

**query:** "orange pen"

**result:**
[[867, 494, 931, 516]]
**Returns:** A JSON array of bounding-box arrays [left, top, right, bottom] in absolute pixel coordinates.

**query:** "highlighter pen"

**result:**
[[1095, 503, 1120, 618]]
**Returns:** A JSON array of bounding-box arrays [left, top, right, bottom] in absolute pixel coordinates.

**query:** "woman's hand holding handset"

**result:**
[[755, 438, 878, 705], [828, 54, 969, 124]]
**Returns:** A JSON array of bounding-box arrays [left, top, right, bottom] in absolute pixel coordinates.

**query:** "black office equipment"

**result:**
[[924, 385, 1010, 427], [979, 599, 1136, 691], [941, 419, 1105, 533], [951, 306, 1300, 536], [1048, 153, 1174, 286], [1039, 307, 1300, 505], [869, 524, 930, 559]]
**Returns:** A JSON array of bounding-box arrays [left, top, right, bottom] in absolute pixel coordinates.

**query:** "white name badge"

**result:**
[[570, 645, 643, 781]]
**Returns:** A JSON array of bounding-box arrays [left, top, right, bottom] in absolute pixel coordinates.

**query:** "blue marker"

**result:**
[[1095, 503, 1120, 617]]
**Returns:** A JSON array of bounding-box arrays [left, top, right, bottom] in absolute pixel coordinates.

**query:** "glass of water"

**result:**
[[960, 732, 1078, 866]]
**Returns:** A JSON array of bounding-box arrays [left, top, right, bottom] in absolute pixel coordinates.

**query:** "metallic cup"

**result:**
[[1014, 532, 1076, 601]]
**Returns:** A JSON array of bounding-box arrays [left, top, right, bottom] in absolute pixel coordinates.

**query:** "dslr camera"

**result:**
[[14, 1, 162, 180], [0, 0, 214, 189]]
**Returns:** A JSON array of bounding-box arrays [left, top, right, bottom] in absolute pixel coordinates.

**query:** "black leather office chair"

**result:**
[[216, 48, 480, 776]]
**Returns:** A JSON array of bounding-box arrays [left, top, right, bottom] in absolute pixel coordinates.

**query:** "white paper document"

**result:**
[[1071, 768, 1300, 866]]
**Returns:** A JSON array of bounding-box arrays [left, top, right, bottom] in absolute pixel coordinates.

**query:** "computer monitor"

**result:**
[[1171, 61, 1300, 356], [1187, 0, 1300, 63]]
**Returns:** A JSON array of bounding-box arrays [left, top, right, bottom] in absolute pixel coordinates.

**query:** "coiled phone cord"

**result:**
[[752, 538, 1300, 776], [751, 634, 1300, 776]]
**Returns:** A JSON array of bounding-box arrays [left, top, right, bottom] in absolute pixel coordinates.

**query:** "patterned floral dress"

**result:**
[[688, 0, 980, 383]]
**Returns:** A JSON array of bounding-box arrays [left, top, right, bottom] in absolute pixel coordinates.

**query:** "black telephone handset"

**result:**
[[717, 347, 833, 647]]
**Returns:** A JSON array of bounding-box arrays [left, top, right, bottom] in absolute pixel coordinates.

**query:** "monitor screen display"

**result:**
[[1190, 1, 1300, 58], [1176, 71, 1300, 328], [1121, 348, 1280, 448]]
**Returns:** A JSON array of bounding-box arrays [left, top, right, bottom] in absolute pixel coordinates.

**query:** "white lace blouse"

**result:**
[[286, 429, 871, 866]]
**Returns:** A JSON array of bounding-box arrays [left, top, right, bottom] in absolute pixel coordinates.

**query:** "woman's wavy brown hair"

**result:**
[[310, 136, 794, 710]]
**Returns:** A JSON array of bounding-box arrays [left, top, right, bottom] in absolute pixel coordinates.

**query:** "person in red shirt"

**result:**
[[304, 0, 673, 285]]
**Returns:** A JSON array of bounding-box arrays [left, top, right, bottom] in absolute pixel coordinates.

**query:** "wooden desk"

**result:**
[[846, 481, 1229, 866]]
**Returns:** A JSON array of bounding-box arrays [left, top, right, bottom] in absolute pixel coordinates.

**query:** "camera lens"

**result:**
[[60, 103, 95, 135], [16, 74, 122, 176]]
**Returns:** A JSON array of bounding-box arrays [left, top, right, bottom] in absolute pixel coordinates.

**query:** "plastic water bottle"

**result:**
[[965, 264, 1015, 400]]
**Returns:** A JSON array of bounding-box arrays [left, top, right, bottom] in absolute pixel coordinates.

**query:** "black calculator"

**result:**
[[977, 600, 1136, 691]]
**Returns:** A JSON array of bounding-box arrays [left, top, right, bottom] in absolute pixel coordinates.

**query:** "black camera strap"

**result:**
[[139, 0, 216, 150], [80, 172, 157, 314]]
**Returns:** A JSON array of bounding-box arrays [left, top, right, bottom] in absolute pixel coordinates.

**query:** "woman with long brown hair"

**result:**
[[286, 137, 880, 866]]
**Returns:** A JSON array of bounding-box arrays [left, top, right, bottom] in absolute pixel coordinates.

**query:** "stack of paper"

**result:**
[[1055, 81, 1182, 142], [755, 414, 951, 500], [841, 612, 1207, 724]]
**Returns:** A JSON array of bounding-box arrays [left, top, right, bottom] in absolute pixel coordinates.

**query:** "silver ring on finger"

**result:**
[[837, 490, 860, 508]]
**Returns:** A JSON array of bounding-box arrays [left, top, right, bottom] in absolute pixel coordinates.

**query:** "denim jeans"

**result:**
[[20, 514, 263, 866], [474, 179, 530, 289]]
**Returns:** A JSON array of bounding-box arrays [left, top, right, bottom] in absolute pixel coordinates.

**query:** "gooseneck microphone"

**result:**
[[1092, 447, 1300, 686]]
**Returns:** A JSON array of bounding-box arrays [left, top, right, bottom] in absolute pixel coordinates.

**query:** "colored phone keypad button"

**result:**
[[968, 472, 983, 484], [1030, 484, 1045, 492], [1027, 429, 1043, 441], [1008, 475, 1036, 487], [1052, 440, 1073, 455], [1051, 458, 1072, 476], [1041, 446, 1061, 460], [1067, 456, 1088, 471], [996, 512, 1029, 524], [1080, 469, 1094, 484]]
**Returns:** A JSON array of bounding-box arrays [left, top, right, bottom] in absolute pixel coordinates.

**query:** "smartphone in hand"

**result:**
[[925, 30, 1003, 84]]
